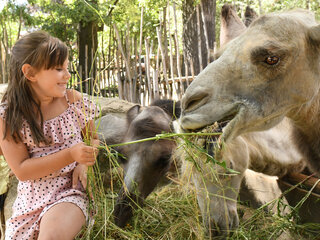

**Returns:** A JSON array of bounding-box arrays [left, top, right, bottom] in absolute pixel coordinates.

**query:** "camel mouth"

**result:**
[[217, 112, 237, 128], [183, 112, 235, 134], [208, 109, 238, 133], [180, 105, 239, 136], [199, 112, 238, 158]]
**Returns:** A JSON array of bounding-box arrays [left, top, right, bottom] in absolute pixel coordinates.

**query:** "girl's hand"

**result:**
[[90, 138, 100, 148], [69, 143, 98, 166], [72, 164, 88, 189]]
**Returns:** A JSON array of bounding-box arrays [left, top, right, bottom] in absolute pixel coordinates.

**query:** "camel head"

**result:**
[[180, 9, 320, 142]]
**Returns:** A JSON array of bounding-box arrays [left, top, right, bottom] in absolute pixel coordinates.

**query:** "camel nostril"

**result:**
[[183, 92, 209, 112]]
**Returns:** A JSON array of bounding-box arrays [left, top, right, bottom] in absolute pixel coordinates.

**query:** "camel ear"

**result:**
[[308, 24, 320, 46], [126, 105, 141, 123]]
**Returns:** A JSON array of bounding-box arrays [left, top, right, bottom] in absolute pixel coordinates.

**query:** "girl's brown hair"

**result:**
[[2, 30, 68, 145]]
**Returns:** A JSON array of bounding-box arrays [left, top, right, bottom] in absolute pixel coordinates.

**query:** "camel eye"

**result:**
[[265, 56, 280, 65]]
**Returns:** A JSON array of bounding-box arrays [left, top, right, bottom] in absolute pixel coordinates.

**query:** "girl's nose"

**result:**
[[65, 70, 71, 79]]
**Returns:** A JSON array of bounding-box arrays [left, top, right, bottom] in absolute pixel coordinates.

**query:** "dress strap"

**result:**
[[65, 90, 70, 105]]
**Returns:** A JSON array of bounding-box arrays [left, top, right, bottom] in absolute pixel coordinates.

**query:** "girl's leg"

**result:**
[[38, 202, 86, 240]]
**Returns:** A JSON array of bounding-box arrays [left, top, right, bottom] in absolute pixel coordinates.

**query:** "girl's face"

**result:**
[[31, 59, 71, 101]]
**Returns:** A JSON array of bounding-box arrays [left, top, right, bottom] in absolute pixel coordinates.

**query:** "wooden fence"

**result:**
[[67, 3, 210, 106], [67, 46, 195, 106], [1, 2, 215, 106]]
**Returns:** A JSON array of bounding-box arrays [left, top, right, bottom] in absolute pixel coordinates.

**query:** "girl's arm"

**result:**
[[0, 119, 97, 181]]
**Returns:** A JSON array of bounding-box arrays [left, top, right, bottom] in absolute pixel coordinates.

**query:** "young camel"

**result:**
[[178, 7, 313, 237]]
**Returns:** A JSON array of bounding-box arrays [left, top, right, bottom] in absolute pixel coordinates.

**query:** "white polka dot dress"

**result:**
[[0, 92, 99, 240]]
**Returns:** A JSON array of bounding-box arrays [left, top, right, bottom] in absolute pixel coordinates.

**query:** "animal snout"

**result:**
[[207, 208, 239, 238], [181, 87, 210, 113], [114, 188, 144, 228]]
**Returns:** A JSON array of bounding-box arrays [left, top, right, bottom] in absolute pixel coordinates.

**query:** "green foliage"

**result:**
[[111, 0, 168, 38], [2, 0, 320, 63]]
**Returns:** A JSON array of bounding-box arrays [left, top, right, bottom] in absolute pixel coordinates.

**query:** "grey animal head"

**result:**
[[114, 100, 180, 227]]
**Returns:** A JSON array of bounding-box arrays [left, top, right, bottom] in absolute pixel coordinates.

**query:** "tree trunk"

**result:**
[[182, 0, 216, 75], [78, 18, 98, 94]]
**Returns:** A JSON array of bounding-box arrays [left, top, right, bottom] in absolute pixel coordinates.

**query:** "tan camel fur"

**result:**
[[178, 8, 315, 237]]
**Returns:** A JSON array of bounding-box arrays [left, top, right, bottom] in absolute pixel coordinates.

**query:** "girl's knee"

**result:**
[[38, 228, 66, 240]]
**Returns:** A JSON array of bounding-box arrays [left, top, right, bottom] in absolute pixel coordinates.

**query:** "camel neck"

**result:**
[[288, 93, 320, 174], [290, 92, 320, 133]]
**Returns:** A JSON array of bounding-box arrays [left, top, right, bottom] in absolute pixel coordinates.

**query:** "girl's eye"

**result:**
[[264, 56, 280, 65], [56, 68, 63, 71]]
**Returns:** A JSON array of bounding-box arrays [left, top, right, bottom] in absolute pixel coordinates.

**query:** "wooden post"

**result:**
[[145, 38, 153, 103], [106, 27, 112, 97], [167, 5, 178, 98], [126, 24, 134, 101], [156, 27, 169, 98], [183, 49, 190, 87], [138, 7, 144, 103], [173, 2, 183, 95], [113, 23, 133, 102], [153, 46, 160, 100], [162, 6, 169, 73], [100, 33, 105, 96], [190, 58, 195, 80], [115, 49, 124, 100], [196, 5, 203, 72], [200, 0, 210, 66], [111, 28, 116, 98], [133, 37, 139, 103]]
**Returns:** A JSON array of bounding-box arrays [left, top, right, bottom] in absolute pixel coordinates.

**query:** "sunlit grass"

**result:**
[[77, 128, 320, 239], [73, 68, 320, 240]]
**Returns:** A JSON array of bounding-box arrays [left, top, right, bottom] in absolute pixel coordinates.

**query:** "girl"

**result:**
[[0, 31, 100, 239]]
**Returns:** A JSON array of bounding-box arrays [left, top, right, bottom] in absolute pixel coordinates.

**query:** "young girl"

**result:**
[[0, 31, 100, 239]]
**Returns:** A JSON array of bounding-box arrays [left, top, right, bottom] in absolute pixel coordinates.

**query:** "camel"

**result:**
[[177, 7, 315, 237]]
